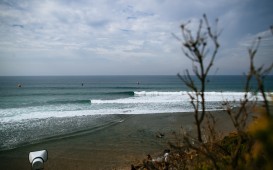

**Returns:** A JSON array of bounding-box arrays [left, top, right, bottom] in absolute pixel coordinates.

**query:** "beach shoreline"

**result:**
[[0, 111, 236, 170]]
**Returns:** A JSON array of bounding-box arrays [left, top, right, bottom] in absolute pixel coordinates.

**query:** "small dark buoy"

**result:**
[[81, 83, 84, 86], [17, 84, 22, 88]]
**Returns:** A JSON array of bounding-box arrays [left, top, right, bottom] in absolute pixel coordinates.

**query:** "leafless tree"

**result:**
[[177, 14, 220, 142]]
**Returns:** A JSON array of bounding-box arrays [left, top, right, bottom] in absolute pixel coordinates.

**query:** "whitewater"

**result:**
[[1, 90, 271, 124]]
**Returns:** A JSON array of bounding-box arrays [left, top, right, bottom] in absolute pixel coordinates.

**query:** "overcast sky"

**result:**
[[0, 0, 272, 76]]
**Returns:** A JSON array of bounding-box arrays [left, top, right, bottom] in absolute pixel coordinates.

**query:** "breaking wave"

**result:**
[[90, 91, 270, 104]]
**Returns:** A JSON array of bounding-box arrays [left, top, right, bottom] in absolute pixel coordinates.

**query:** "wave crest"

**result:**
[[90, 91, 271, 104]]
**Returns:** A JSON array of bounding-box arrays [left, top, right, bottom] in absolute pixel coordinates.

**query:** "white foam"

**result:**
[[134, 91, 187, 96], [91, 96, 181, 104], [0, 108, 182, 123], [1, 91, 271, 123]]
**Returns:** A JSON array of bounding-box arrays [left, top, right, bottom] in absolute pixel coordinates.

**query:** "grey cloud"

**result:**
[[87, 19, 110, 28], [12, 24, 24, 28]]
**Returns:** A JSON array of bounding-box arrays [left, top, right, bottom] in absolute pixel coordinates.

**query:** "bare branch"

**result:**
[[178, 14, 221, 142]]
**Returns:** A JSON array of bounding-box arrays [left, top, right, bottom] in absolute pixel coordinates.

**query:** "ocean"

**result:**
[[0, 75, 272, 151]]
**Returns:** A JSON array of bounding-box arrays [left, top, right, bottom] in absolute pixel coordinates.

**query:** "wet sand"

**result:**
[[0, 111, 235, 170]]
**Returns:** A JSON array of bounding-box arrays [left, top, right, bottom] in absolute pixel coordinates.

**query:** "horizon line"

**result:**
[[1, 74, 272, 77]]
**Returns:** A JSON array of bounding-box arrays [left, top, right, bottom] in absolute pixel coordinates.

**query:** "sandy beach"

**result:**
[[0, 111, 235, 170]]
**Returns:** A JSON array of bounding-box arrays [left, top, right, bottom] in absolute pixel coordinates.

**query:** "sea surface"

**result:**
[[0, 75, 272, 151]]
